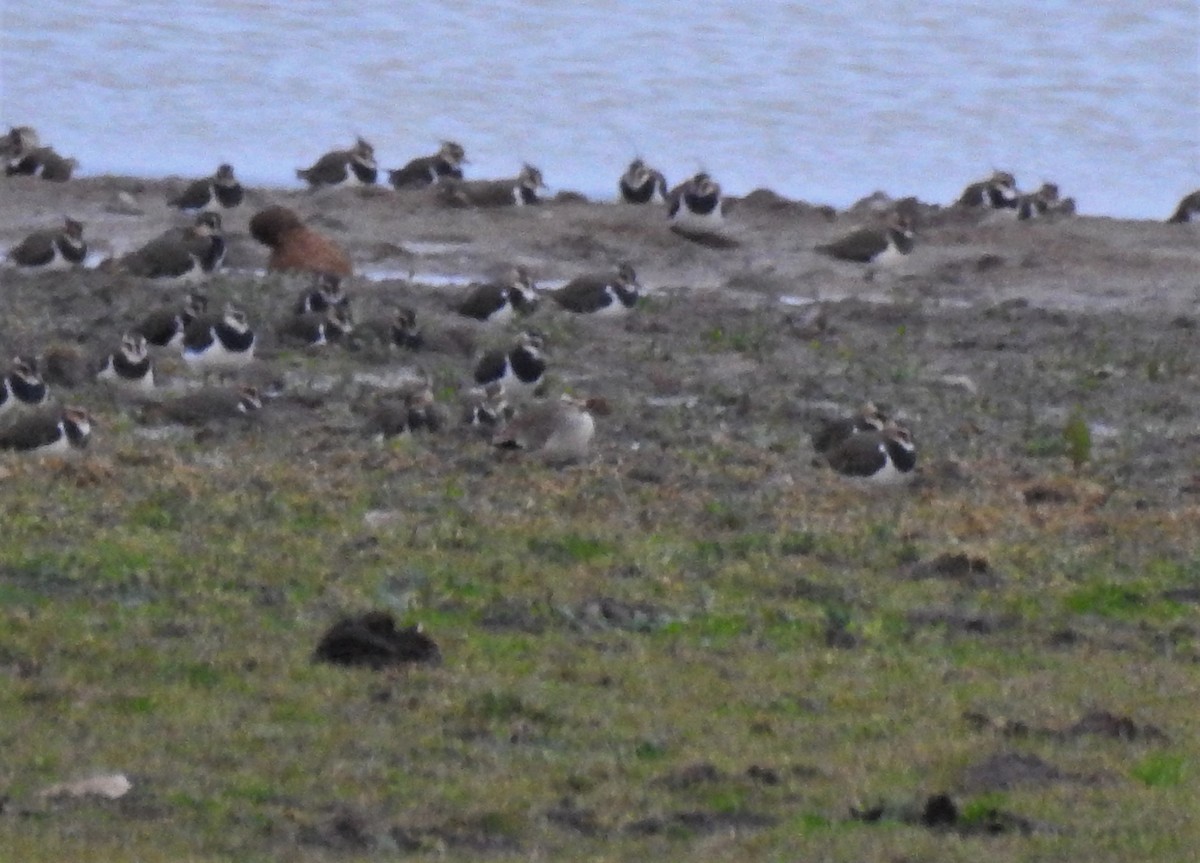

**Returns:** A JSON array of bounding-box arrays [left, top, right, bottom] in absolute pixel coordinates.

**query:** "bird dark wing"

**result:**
[[297, 151, 350, 186], [389, 156, 437, 189], [169, 179, 213, 210], [8, 231, 56, 266], [826, 433, 888, 477], [816, 228, 886, 263], [552, 276, 610, 313], [0, 413, 60, 450], [136, 310, 183, 346], [473, 349, 509, 385], [456, 284, 507, 320], [122, 234, 197, 278]]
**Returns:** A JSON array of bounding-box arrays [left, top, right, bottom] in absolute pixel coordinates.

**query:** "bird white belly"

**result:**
[[671, 204, 724, 231]]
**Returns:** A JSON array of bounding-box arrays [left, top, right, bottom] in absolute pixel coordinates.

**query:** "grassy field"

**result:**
[[1, 404, 1196, 860]]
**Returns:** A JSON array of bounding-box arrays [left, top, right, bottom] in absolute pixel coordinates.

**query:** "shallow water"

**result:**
[[3, 1, 1197, 218]]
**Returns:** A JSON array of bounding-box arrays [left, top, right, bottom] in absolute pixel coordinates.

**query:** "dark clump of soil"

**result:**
[[296, 806, 376, 851], [907, 608, 1018, 636], [545, 797, 606, 837], [965, 708, 1167, 743], [1066, 710, 1168, 742], [624, 808, 776, 838], [652, 762, 724, 790], [851, 792, 1041, 837], [313, 611, 441, 669], [907, 552, 999, 588], [476, 598, 555, 634], [959, 751, 1106, 793]]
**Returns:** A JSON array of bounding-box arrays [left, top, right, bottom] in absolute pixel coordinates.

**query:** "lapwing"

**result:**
[[96, 333, 154, 390], [7, 217, 87, 271], [438, 163, 545, 207], [955, 171, 1019, 209], [142, 384, 262, 426], [118, 212, 225, 281], [811, 401, 888, 454], [169, 163, 245, 212], [363, 389, 443, 439], [249, 205, 353, 277], [2, 126, 40, 169], [135, 292, 209, 349], [388, 140, 467, 189], [815, 215, 915, 266], [823, 421, 917, 483], [0, 406, 92, 454], [1167, 190, 1200, 223], [667, 172, 724, 227], [390, 306, 424, 351], [453, 266, 539, 323], [4, 130, 77, 182], [181, 304, 256, 372], [492, 395, 609, 464], [473, 331, 546, 399], [619, 158, 668, 204], [296, 137, 377, 188], [549, 262, 640, 315], [462, 382, 512, 428], [277, 305, 355, 347], [293, 273, 348, 315], [0, 357, 50, 416], [1016, 182, 1071, 220]]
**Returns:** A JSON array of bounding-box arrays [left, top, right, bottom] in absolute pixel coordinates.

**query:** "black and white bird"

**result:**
[[492, 395, 606, 464], [0, 406, 92, 454], [549, 262, 641, 315], [296, 137, 378, 188], [473, 331, 546, 398], [2, 126, 40, 171], [439, 163, 545, 207], [1016, 182, 1075, 221], [3, 127, 78, 182], [811, 402, 888, 454], [118, 212, 225, 282], [388, 140, 467, 189], [181, 304, 257, 372], [619, 158, 668, 204], [823, 421, 917, 483], [1168, 190, 1200, 223], [277, 305, 355, 347], [96, 333, 155, 390], [390, 307, 424, 351], [667, 172, 724, 228], [0, 356, 50, 416], [135, 292, 209, 349], [461, 382, 512, 428], [142, 385, 263, 426], [815, 215, 915, 266], [169, 163, 245, 213], [363, 389, 443, 439], [454, 266, 539, 323], [7, 217, 87, 271], [955, 171, 1019, 210], [293, 273, 349, 315]]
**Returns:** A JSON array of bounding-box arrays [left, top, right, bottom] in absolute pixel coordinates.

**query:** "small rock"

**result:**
[[39, 773, 132, 801]]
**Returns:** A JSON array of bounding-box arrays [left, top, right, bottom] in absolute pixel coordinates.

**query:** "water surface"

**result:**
[[2, 1, 1196, 218]]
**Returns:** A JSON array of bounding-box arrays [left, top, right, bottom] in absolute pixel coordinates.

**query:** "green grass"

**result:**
[[1, 431, 1199, 861]]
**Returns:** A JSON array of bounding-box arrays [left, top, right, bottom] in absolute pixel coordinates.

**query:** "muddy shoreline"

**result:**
[[1, 173, 1199, 498]]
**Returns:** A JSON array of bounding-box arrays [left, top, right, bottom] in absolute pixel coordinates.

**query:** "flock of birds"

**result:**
[[3, 126, 1199, 481]]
